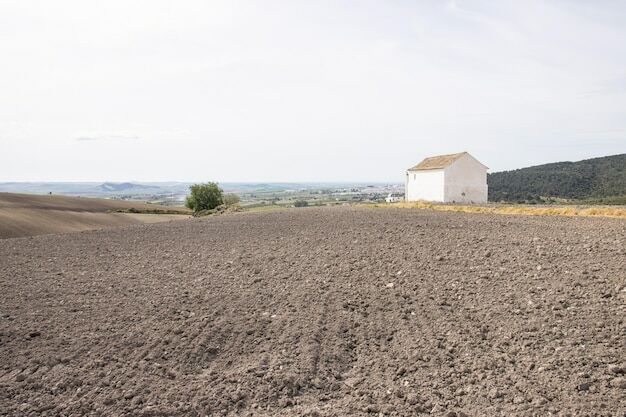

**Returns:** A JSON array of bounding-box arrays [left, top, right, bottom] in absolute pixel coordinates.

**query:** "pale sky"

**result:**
[[1, 0, 625, 182]]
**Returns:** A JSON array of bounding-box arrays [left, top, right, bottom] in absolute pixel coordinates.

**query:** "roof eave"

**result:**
[[406, 167, 445, 172]]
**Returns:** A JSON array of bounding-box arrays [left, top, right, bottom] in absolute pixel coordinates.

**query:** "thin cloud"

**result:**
[[75, 133, 141, 142], [73, 128, 190, 142]]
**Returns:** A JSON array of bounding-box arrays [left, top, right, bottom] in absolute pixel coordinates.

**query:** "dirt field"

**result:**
[[0, 193, 189, 238], [0, 207, 624, 416]]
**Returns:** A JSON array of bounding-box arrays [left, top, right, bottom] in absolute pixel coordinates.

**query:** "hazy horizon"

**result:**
[[1, 152, 624, 185], [2, 1, 625, 182], [0, 180, 403, 185]]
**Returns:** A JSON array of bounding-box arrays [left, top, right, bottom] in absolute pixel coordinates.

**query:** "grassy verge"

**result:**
[[241, 201, 346, 213], [363, 201, 626, 218], [241, 204, 292, 213]]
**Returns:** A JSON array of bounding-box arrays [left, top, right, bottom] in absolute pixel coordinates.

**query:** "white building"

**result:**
[[405, 152, 488, 203], [385, 193, 404, 203]]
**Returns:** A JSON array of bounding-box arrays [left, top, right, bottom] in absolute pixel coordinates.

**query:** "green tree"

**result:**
[[185, 182, 223, 212], [222, 193, 240, 206]]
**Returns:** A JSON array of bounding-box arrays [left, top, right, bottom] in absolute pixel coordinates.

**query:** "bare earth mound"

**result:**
[[0, 192, 189, 238], [0, 207, 624, 416]]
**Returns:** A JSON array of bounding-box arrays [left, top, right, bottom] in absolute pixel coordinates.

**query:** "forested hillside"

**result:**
[[488, 154, 626, 203]]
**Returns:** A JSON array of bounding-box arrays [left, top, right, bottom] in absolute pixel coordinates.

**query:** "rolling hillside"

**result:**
[[0, 193, 189, 238], [488, 154, 626, 203]]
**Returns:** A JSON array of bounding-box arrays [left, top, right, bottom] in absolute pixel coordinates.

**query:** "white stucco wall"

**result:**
[[406, 169, 445, 202], [443, 154, 488, 203]]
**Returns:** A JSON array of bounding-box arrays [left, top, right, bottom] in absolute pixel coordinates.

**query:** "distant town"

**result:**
[[0, 181, 405, 208]]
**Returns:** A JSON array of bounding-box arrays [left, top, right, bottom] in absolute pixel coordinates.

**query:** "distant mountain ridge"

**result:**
[[0, 182, 190, 197], [488, 153, 626, 203], [98, 182, 161, 192]]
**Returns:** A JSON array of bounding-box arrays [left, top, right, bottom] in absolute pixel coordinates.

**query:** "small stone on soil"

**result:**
[[610, 377, 626, 388]]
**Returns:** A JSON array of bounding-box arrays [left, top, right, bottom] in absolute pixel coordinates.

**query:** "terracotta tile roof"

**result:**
[[407, 152, 467, 171]]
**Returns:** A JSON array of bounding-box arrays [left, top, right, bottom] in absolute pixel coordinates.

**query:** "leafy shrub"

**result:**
[[222, 193, 240, 206], [185, 182, 223, 212], [294, 200, 309, 207]]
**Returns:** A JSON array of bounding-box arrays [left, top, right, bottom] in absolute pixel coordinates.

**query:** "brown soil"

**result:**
[[0, 207, 624, 416], [0, 193, 189, 238]]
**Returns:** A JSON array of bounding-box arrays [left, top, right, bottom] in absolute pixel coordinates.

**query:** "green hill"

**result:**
[[488, 154, 626, 204]]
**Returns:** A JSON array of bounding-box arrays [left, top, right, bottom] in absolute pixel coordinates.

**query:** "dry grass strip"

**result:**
[[367, 201, 626, 218]]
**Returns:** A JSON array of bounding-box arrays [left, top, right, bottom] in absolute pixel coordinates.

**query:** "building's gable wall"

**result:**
[[406, 169, 444, 202], [443, 154, 488, 203]]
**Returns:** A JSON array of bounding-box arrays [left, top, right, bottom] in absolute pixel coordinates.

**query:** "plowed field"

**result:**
[[1, 207, 624, 416]]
